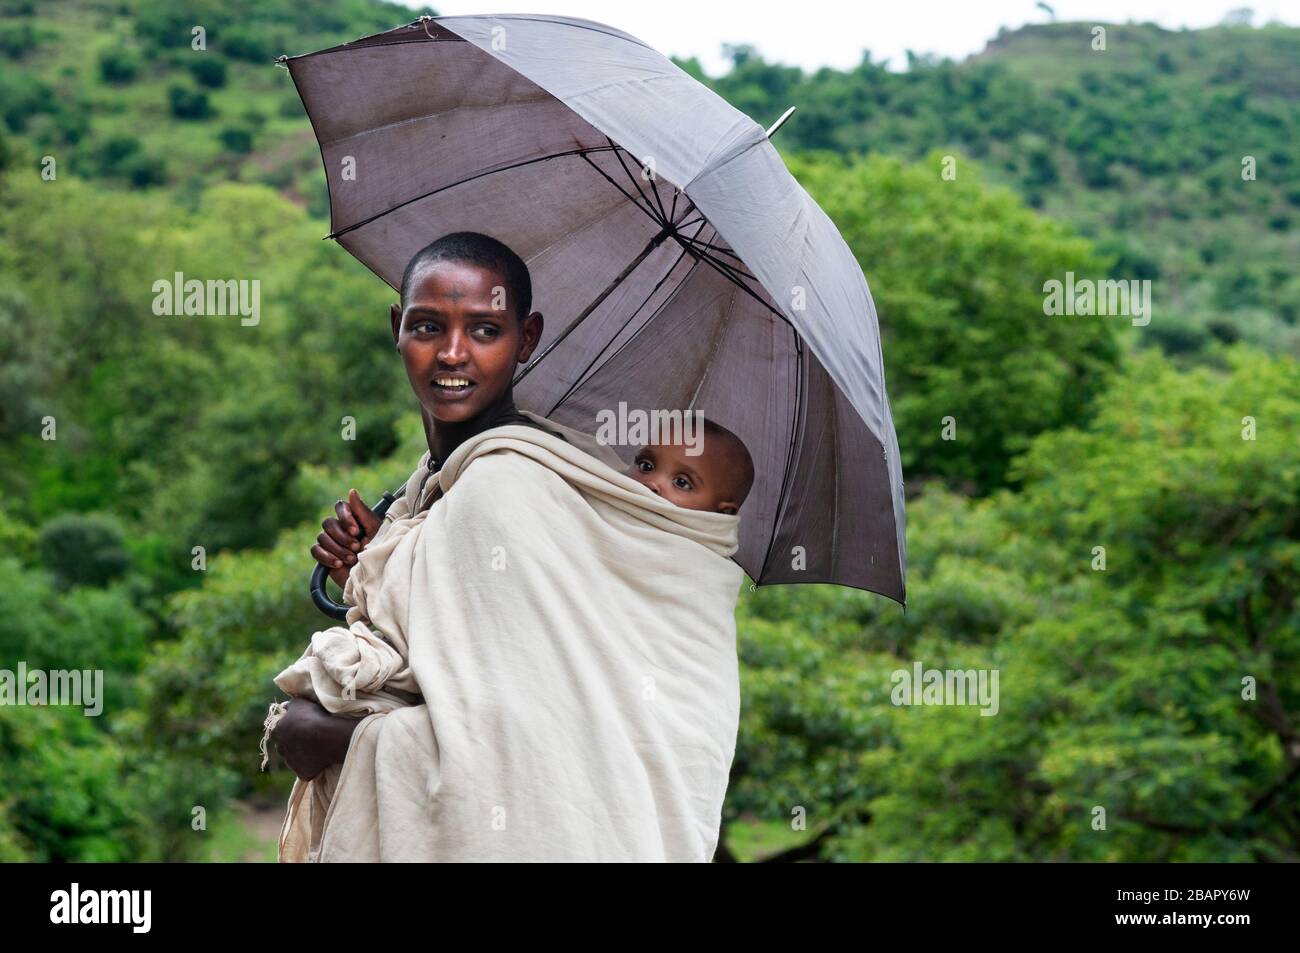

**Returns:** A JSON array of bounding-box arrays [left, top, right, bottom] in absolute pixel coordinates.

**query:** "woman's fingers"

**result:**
[[308, 493, 380, 595], [322, 515, 361, 552], [348, 488, 383, 541], [312, 540, 354, 569], [335, 498, 362, 538]]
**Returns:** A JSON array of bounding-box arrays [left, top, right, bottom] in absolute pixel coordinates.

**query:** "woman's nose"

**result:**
[[438, 328, 468, 364]]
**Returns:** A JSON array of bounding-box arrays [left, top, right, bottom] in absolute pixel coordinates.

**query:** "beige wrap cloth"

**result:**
[[265, 413, 745, 862]]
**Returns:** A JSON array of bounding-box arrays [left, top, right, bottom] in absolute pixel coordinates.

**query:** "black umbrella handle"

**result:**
[[309, 490, 399, 621]]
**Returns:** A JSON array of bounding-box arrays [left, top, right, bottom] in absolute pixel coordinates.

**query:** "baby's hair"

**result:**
[[702, 418, 755, 508], [400, 231, 532, 319]]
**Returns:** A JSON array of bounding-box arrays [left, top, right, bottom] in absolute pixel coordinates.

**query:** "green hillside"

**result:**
[[685, 20, 1300, 357], [0, 0, 432, 212], [3, 5, 1296, 355]]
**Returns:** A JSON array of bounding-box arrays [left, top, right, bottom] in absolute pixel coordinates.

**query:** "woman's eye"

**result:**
[[472, 325, 500, 340], [412, 321, 438, 334]]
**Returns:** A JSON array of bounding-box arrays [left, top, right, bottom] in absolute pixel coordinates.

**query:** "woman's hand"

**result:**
[[270, 698, 362, 781], [311, 488, 382, 588]]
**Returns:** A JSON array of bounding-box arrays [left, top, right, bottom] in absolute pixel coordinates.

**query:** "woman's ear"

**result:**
[[518, 311, 544, 363], [390, 302, 402, 350]]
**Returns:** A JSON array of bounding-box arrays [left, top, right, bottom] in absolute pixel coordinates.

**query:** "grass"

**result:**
[[197, 799, 282, 863]]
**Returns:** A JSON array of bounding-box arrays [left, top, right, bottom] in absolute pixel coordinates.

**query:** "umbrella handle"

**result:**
[[309, 490, 398, 621]]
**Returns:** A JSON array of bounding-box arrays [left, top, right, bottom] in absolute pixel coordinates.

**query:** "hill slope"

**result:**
[[2, 4, 1296, 356]]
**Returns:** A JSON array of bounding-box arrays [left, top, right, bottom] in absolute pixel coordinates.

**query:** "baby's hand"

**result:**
[[311, 488, 382, 589]]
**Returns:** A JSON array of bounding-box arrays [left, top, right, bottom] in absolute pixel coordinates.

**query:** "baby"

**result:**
[[625, 418, 754, 515]]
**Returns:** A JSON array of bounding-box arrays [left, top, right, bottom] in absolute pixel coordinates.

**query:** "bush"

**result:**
[[0, 23, 38, 59], [277, 94, 304, 118], [222, 26, 272, 63], [38, 513, 130, 588], [0, 71, 53, 133], [786, 150, 1122, 492], [167, 84, 211, 120], [96, 134, 141, 171], [188, 55, 227, 89], [124, 153, 167, 188], [218, 125, 253, 154], [98, 48, 139, 84]]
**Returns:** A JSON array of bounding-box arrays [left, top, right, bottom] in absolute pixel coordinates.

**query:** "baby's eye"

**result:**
[[673, 475, 693, 491], [636, 458, 653, 472]]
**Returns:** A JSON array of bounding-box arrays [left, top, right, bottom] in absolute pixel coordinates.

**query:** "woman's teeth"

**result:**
[[434, 377, 472, 391]]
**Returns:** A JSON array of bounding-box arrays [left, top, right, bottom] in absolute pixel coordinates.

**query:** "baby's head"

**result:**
[[626, 418, 754, 515]]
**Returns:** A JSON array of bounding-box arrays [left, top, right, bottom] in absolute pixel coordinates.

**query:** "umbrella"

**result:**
[[285, 13, 906, 605]]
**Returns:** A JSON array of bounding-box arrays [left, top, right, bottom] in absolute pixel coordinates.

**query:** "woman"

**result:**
[[268, 230, 746, 861], [270, 231, 549, 781]]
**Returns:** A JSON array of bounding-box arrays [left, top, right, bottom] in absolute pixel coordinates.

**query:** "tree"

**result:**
[[785, 150, 1123, 492], [728, 346, 1300, 861]]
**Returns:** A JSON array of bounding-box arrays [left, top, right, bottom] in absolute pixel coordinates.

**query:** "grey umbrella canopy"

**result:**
[[284, 14, 906, 603]]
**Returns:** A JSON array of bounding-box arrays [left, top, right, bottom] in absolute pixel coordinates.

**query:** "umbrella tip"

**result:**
[[765, 106, 797, 139]]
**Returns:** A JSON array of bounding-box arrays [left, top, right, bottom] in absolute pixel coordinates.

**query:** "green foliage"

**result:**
[[98, 48, 140, 84], [696, 22, 1300, 359], [0, 175, 404, 552], [732, 347, 1299, 861], [217, 124, 253, 154], [0, 21, 39, 58], [38, 512, 131, 588], [92, 133, 166, 186], [189, 55, 228, 89], [167, 83, 212, 119], [787, 150, 1122, 491]]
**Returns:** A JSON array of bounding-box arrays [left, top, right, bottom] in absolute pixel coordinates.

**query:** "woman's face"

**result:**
[[391, 259, 542, 425]]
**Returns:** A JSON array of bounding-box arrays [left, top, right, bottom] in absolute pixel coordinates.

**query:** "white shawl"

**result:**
[[268, 414, 745, 862]]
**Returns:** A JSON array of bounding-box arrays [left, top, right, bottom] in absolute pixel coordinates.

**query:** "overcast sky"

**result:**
[[406, 1, 1299, 74]]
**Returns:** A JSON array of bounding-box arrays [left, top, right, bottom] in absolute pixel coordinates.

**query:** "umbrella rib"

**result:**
[[513, 224, 675, 387], [671, 235, 784, 323], [681, 240, 760, 283], [672, 228, 758, 278], [580, 152, 668, 231], [325, 144, 622, 240], [608, 137, 670, 227], [544, 220, 711, 414], [758, 333, 806, 584], [678, 236, 748, 266]]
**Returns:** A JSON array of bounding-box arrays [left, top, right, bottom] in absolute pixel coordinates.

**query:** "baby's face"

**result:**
[[626, 442, 739, 515]]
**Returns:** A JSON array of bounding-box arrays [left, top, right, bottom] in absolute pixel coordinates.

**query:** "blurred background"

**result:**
[[0, 0, 1296, 861]]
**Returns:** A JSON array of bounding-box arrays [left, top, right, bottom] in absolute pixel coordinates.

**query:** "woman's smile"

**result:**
[[429, 373, 478, 400]]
